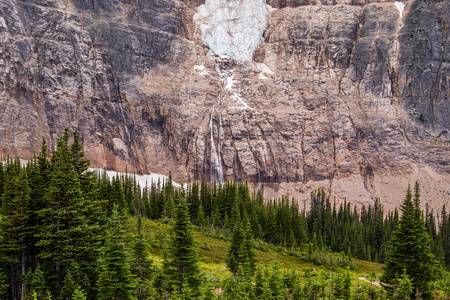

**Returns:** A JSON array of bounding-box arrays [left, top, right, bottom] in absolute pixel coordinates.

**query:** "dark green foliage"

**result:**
[[163, 190, 202, 296], [0, 160, 33, 299], [1, 128, 450, 300], [196, 204, 206, 232], [381, 183, 437, 298], [25, 263, 47, 298], [0, 269, 7, 299], [392, 269, 413, 300], [133, 217, 155, 299], [72, 288, 87, 300], [440, 204, 450, 269], [61, 270, 76, 300], [334, 269, 352, 299], [97, 208, 136, 300], [226, 215, 255, 276], [226, 221, 244, 276]]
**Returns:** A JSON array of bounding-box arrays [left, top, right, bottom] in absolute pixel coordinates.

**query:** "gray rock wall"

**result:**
[[0, 0, 449, 205]]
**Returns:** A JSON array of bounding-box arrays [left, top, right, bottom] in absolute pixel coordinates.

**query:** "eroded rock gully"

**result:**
[[0, 0, 449, 210]]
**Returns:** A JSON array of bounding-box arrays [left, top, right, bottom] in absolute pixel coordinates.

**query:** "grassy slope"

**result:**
[[142, 219, 383, 285]]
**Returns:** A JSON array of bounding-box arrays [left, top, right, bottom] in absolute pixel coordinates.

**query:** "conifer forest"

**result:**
[[1, 129, 450, 299]]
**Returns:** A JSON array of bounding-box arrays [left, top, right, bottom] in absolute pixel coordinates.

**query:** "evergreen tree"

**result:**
[[72, 287, 87, 300], [222, 273, 253, 300], [0, 163, 33, 300], [97, 208, 136, 300], [440, 204, 450, 268], [226, 215, 256, 276], [34, 128, 105, 297], [381, 183, 437, 298], [334, 269, 351, 299], [196, 204, 206, 232], [132, 217, 155, 299], [0, 269, 7, 299], [60, 270, 76, 300], [226, 222, 244, 276], [163, 190, 202, 296], [26, 263, 47, 299], [393, 269, 413, 300]]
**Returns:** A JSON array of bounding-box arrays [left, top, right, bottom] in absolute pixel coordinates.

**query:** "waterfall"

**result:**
[[195, 0, 270, 182], [209, 66, 225, 183]]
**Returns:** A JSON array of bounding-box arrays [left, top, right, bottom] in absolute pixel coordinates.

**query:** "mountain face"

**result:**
[[0, 0, 449, 208]]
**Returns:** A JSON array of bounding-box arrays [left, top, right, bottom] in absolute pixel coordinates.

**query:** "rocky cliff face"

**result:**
[[0, 0, 449, 209]]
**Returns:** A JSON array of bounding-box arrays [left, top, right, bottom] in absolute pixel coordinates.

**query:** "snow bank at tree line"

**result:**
[[88, 168, 181, 188]]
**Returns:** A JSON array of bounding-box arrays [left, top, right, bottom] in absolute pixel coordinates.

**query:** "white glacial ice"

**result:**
[[394, 1, 405, 18], [195, 0, 269, 62]]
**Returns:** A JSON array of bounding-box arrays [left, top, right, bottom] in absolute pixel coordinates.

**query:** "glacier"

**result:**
[[195, 0, 269, 62]]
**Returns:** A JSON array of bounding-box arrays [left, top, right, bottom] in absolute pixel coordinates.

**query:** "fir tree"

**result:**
[[72, 288, 87, 300], [133, 217, 155, 299], [334, 269, 351, 299], [393, 269, 413, 300], [381, 183, 437, 298], [0, 269, 7, 299], [26, 263, 47, 299], [60, 270, 76, 300], [97, 208, 136, 300], [163, 190, 202, 296], [0, 164, 33, 299], [196, 204, 206, 232], [226, 215, 256, 276]]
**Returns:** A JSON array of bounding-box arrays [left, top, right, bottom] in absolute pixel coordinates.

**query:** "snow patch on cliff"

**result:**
[[225, 74, 236, 90], [256, 63, 274, 75], [195, 0, 270, 62], [231, 92, 253, 110], [194, 64, 208, 76], [394, 1, 405, 18], [258, 73, 268, 80]]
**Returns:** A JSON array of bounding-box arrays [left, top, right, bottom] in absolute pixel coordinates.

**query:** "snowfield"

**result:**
[[89, 168, 181, 188]]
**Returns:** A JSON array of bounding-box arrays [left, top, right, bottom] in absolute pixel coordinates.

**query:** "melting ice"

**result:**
[[195, 0, 269, 62]]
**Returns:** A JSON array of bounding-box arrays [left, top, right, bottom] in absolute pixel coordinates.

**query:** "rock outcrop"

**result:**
[[0, 0, 449, 209]]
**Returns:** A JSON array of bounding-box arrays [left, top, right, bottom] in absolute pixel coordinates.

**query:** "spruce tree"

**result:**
[[226, 221, 244, 276], [163, 189, 202, 296], [133, 217, 155, 299], [72, 288, 87, 300], [26, 263, 47, 299], [381, 183, 437, 297], [226, 215, 255, 276], [34, 128, 105, 297], [0, 269, 7, 299], [97, 208, 136, 300], [0, 164, 33, 299], [196, 204, 206, 232], [60, 270, 76, 300], [440, 204, 450, 268], [334, 269, 351, 299]]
